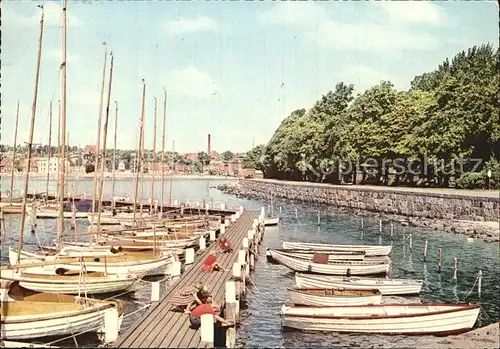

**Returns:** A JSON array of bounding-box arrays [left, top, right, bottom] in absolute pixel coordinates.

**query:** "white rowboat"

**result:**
[[280, 303, 480, 335], [288, 288, 382, 306], [264, 217, 279, 226], [295, 273, 423, 295], [270, 250, 389, 275], [282, 241, 392, 256]]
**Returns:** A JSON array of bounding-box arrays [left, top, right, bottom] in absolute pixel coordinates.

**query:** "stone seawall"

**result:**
[[239, 179, 499, 221], [228, 179, 499, 242]]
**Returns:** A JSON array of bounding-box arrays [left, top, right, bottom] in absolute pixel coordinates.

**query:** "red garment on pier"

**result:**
[[217, 240, 233, 253], [190, 303, 216, 318], [201, 254, 217, 272]]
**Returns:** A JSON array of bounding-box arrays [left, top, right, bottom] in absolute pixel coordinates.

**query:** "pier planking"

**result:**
[[113, 210, 258, 348]]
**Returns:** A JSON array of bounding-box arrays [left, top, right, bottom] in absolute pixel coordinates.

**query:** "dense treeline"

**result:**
[[245, 44, 500, 189]]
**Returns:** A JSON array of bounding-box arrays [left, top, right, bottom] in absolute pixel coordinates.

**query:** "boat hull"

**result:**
[[280, 304, 480, 335], [295, 273, 423, 295], [282, 241, 392, 257], [288, 288, 382, 306], [270, 250, 389, 275]]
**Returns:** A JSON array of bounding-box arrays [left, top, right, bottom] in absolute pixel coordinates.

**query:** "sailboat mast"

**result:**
[[96, 52, 114, 235], [160, 89, 167, 215], [56, 100, 61, 201], [169, 140, 174, 206], [133, 80, 146, 223], [17, 6, 44, 264], [139, 101, 146, 213], [9, 101, 20, 204], [111, 101, 118, 211], [45, 102, 53, 199], [150, 97, 157, 214], [91, 43, 108, 216], [57, 0, 68, 248]]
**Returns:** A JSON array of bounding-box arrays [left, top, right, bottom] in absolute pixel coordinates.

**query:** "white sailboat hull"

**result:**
[[295, 273, 423, 295], [282, 241, 392, 256], [1, 269, 138, 295], [36, 210, 88, 219], [270, 250, 389, 275], [1, 304, 122, 340], [280, 304, 480, 334], [288, 288, 382, 306]]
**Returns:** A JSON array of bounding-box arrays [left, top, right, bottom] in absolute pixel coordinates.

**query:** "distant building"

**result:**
[[0, 157, 13, 173], [209, 151, 219, 159], [20, 158, 39, 173], [183, 152, 198, 161]]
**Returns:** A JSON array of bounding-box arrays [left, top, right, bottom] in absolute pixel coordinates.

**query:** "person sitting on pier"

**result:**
[[201, 252, 226, 272], [216, 237, 233, 253], [188, 299, 233, 329]]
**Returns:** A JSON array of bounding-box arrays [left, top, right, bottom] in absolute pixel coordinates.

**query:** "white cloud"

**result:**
[[4, 2, 83, 28], [166, 67, 221, 99], [261, 2, 444, 51], [259, 1, 327, 25], [164, 16, 219, 35], [46, 49, 80, 63], [341, 65, 400, 92], [376, 1, 445, 25]]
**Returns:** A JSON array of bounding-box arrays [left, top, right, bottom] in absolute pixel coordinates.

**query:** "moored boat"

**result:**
[[280, 303, 480, 334], [282, 241, 392, 256], [288, 288, 382, 306], [0, 281, 124, 340], [269, 249, 390, 275], [295, 273, 423, 295], [264, 217, 279, 226]]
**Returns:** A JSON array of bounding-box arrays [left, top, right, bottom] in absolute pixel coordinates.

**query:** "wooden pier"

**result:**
[[113, 209, 263, 348]]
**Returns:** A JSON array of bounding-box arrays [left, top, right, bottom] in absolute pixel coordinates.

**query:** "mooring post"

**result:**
[[361, 216, 364, 230], [220, 202, 226, 210], [224, 217, 229, 227], [235, 210, 240, 220], [200, 314, 214, 345], [452, 257, 458, 283], [199, 236, 206, 250], [103, 306, 119, 343], [239, 205, 244, 215], [231, 214, 236, 223], [409, 233, 413, 251], [317, 210, 320, 225], [295, 208, 298, 220], [379, 219, 382, 233], [238, 250, 246, 265], [423, 240, 428, 262], [0, 208, 5, 236], [279, 206, 282, 215], [209, 230, 216, 241], [184, 248, 195, 264], [220, 220, 226, 235], [70, 203, 76, 231], [390, 222, 393, 237], [151, 281, 161, 302], [478, 270, 482, 297], [438, 248, 443, 273]]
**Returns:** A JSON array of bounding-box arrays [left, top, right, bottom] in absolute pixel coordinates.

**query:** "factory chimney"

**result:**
[[207, 134, 211, 159]]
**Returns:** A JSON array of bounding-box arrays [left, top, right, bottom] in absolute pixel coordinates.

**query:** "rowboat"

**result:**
[[288, 288, 382, 306], [264, 217, 279, 226], [34, 207, 88, 219], [0, 281, 124, 340], [282, 241, 392, 256], [280, 303, 480, 335], [0, 341, 58, 348], [269, 248, 366, 260], [269, 249, 390, 275], [0, 268, 138, 295], [295, 273, 423, 295]]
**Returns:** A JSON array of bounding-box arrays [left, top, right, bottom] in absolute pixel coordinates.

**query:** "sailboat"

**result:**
[[1, 3, 125, 341], [0, 280, 125, 340], [264, 191, 279, 226]]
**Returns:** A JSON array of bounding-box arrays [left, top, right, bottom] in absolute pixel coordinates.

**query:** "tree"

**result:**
[[221, 150, 234, 161], [197, 151, 210, 172], [251, 44, 499, 189], [85, 163, 95, 173]]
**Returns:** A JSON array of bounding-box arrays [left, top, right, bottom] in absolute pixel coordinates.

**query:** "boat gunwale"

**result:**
[[288, 288, 381, 297]]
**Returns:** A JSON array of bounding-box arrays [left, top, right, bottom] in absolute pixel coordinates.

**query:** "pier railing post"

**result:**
[[103, 306, 119, 343], [220, 203, 226, 210], [185, 248, 195, 264], [225, 280, 238, 347], [209, 230, 216, 241], [235, 210, 240, 219], [239, 205, 244, 215], [200, 314, 214, 345], [220, 220, 226, 235], [224, 217, 229, 227], [199, 236, 206, 250], [151, 281, 161, 302]]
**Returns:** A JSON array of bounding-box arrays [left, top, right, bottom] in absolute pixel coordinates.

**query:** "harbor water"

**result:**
[[1, 177, 498, 347]]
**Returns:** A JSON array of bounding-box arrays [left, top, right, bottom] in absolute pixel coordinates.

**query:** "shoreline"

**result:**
[[0, 173, 239, 181], [218, 180, 500, 243]]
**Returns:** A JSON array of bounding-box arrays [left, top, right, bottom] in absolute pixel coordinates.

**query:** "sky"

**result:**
[[1, 0, 498, 154]]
